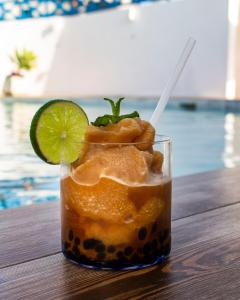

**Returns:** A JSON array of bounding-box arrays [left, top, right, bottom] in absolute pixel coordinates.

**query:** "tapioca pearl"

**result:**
[[151, 222, 158, 234], [153, 245, 163, 255], [151, 248, 158, 257], [142, 255, 150, 263], [96, 252, 106, 260], [83, 238, 100, 250], [106, 259, 118, 268], [143, 242, 151, 255], [162, 243, 171, 256], [64, 241, 70, 250], [116, 251, 125, 259], [72, 245, 80, 256], [95, 243, 106, 253], [107, 245, 116, 253], [115, 253, 128, 264], [151, 239, 158, 250], [74, 237, 80, 245], [68, 230, 74, 241], [158, 229, 170, 242], [65, 250, 73, 257], [131, 253, 140, 263], [117, 257, 128, 264], [142, 254, 155, 264], [138, 227, 147, 240], [124, 246, 133, 256], [79, 254, 88, 263], [158, 244, 163, 253], [162, 239, 171, 255]]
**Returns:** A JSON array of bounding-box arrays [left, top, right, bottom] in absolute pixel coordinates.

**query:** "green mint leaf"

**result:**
[[103, 98, 116, 115], [92, 98, 140, 126], [110, 115, 120, 124], [115, 97, 125, 116], [91, 115, 112, 126], [118, 111, 139, 121]]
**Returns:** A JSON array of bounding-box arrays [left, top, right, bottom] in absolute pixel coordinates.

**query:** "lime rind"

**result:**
[[30, 100, 89, 164]]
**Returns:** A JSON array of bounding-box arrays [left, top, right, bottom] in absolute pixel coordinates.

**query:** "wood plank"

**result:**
[[1, 167, 240, 268], [0, 202, 61, 268], [174, 166, 240, 186], [1, 202, 240, 300], [172, 177, 240, 219]]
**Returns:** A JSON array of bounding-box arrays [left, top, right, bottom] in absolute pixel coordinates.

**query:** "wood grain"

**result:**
[[174, 165, 240, 187], [1, 202, 240, 300], [0, 202, 61, 268], [1, 167, 240, 268]]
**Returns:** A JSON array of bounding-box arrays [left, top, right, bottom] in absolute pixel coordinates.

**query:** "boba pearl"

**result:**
[[107, 245, 116, 253], [74, 237, 80, 245], [152, 239, 158, 250], [162, 241, 171, 255], [64, 241, 70, 250], [124, 246, 133, 256], [116, 251, 125, 259], [95, 243, 106, 253], [96, 253, 106, 260], [68, 230, 74, 241], [65, 250, 73, 257], [83, 238, 100, 250], [152, 248, 158, 257], [151, 222, 158, 234], [107, 259, 119, 267], [131, 253, 140, 263], [143, 242, 151, 255], [72, 245, 80, 256], [138, 227, 147, 240]]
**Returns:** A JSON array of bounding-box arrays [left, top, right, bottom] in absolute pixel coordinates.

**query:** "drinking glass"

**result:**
[[61, 135, 171, 270]]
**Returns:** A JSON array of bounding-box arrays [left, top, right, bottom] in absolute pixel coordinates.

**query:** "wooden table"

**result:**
[[1, 167, 240, 300]]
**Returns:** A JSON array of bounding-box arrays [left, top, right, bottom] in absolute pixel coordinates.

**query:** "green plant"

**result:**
[[2, 49, 37, 96], [10, 49, 37, 72]]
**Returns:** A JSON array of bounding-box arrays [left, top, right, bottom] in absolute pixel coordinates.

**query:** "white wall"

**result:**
[[0, 0, 229, 98]]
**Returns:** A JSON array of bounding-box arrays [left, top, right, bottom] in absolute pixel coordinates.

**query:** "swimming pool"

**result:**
[[0, 98, 240, 209]]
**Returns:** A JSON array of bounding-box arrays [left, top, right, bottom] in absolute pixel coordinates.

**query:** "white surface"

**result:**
[[0, 0, 229, 98]]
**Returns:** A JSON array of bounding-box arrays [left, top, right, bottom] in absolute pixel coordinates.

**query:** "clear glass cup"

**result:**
[[61, 135, 172, 270]]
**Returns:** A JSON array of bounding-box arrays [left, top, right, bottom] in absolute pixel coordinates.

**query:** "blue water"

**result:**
[[0, 98, 240, 209]]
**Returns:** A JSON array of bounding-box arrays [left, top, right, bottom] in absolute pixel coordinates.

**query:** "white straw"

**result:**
[[150, 37, 196, 126]]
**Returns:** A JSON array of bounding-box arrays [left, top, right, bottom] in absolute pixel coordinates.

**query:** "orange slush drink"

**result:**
[[61, 118, 171, 269]]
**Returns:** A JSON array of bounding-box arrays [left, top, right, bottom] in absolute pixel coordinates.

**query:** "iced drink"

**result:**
[[61, 118, 171, 269], [30, 97, 171, 270]]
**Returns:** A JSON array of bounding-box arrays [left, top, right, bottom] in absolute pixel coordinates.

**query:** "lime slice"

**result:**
[[30, 99, 89, 164]]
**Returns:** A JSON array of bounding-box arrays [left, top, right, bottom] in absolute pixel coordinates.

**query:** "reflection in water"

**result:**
[[0, 100, 60, 209], [224, 113, 240, 168], [0, 100, 59, 180], [0, 99, 240, 209]]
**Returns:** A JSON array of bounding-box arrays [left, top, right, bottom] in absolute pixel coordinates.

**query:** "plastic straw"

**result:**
[[150, 37, 196, 126]]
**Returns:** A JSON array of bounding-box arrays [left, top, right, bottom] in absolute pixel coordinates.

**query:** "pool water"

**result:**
[[0, 98, 240, 209]]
